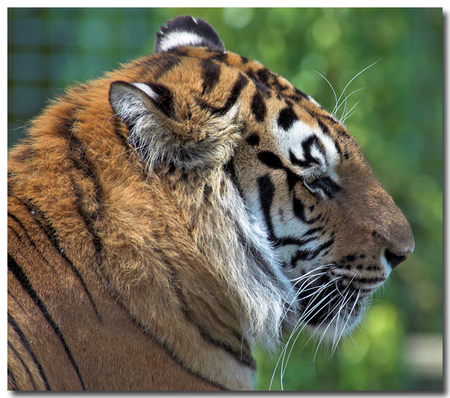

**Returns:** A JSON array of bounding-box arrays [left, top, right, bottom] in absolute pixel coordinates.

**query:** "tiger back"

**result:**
[[8, 16, 414, 391]]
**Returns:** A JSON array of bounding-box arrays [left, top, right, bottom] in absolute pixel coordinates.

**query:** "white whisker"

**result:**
[[279, 282, 339, 379], [334, 87, 366, 118], [270, 278, 336, 390], [334, 59, 381, 115], [312, 289, 356, 362], [332, 289, 361, 354], [341, 99, 362, 123], [314, 70, 338, 113]]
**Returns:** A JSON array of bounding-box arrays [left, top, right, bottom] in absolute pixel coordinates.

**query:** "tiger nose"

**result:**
[[384, 247, 412, 269], [381, 221, 415, 270], [371, 207, 415, 271]]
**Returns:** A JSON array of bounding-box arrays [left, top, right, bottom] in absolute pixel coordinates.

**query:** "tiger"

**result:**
[[7, 15, 414, 391]]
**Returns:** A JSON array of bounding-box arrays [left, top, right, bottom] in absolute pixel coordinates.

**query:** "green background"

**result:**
[[8, 8, 443, 391]]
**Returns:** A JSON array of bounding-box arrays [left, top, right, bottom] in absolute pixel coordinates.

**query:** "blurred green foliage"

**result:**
[[8, 8, 442, 391]]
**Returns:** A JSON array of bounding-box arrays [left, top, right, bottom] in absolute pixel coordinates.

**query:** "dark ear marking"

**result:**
[[154, 16, 226, 54], [146, 82, 175, 119]]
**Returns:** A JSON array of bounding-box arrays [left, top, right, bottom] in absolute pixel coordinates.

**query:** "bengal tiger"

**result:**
[[7, 16, 414, 391]]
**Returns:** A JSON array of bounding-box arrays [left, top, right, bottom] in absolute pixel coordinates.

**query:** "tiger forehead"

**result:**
[[140, 48, 305, 103], [137, 47, 353, 148]]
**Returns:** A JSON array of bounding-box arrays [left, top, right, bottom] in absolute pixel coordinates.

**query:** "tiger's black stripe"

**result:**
[[257, 174, 332, 266], [223, 159, 245, 200], [245, 70, 272, 98], [305, 109, 340, 126], [153, 54, 182, 80], [223, 163, 282, 286], [254, 187, 321, 248], [317, 119, 343, 157], [8, 341, 36, 390], [290, 238, 335, 265], [9, 290, 26, 313], [257, 175, 278, 244], [211, 73, 249, 116], [292, 196, 321, 225], [258, 150, 313, 194], [239, 55, 250, 64], [207, 51, 228, 63], [8, 313, 51, 390], [246, 134, 260, 147], [201, 58, 221, 95], [273, 235, 318, 249], [352, 276, 385, 285], [255, 67, 271, 86], [294, 87, 308, 100], [134, 315, 229, 391], [250, 90, 267, 122], [8, 209, 102, 321], [147, 82, 175, 119], [8, 367, 18, 390], [55, 115, 104, 233], [258, 151, 284, 170], [277, 106, 298, 131], [165, 264, 255, 369], [111, 116, 137, 156], [301, 226, 324, 237], [61, 132, 105, 270], [8, 254, 86, 390], [290, 135, 325, 167], [234, 218, 279, 284], [69, 178, 104, 267]]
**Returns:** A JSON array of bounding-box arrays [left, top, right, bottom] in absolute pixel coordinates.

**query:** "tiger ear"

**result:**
[[154, 15, 226, 54], [109, 80, 239, 171]]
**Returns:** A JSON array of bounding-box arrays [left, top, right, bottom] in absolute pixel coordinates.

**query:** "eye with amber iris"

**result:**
[[304, 175, 319, 185], [304, 174, 341, 199]]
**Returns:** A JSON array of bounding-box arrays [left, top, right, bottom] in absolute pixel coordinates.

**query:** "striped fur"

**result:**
[[8, 16, 414, 391]]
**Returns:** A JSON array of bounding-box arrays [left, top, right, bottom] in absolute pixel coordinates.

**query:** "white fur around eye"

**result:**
[[273, 119, 340, 182]]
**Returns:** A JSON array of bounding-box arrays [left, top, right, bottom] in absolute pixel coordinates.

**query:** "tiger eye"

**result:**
[[304, 175, 317, 185]]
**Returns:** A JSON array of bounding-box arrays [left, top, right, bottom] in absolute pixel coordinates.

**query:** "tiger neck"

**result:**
[[96, 166, 258, 389]]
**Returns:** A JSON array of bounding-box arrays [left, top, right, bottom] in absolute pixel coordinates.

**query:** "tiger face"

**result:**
[[110, 16, 414, 342], [232, 93, 415, 337]]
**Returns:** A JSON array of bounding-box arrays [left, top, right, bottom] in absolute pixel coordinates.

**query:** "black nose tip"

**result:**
[[384, 249, 409, 269]]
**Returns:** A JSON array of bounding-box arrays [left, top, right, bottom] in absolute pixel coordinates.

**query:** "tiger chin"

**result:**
[[7, 16, 414, 391]]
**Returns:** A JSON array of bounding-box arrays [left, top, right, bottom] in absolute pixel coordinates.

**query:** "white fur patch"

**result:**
[[157, 31, 204, 52], [381, 253, 393, 278], [132, 83, 158, 100], [220, 178, 295, 350], [274, 119, 340, 181]]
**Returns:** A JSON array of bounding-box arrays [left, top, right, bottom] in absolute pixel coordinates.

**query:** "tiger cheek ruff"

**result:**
[[7, 16, 414, 391]]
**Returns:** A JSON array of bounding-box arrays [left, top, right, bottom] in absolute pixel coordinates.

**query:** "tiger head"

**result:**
[[109, 16, 414, 344]]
